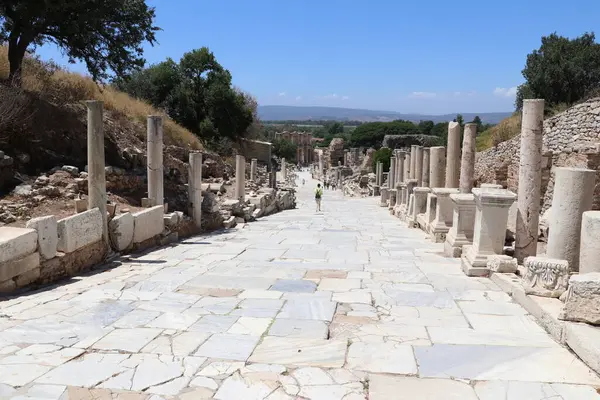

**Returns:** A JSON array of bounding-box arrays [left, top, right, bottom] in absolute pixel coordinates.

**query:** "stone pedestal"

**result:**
[[250, 158, 258, 182], [422, 148, 430, 188], [415, 146, 424, 187], [424, 193, 437, 233], [147, 116, 164, 209], [445, 122, 461, 188], [515, 99, 545, 263], [579, 211, 600, 274], [402, 179, 418, 221], [235, 155, 246, 202], [409, 187, 430, 228], [189, 152, 203, 228], [373, 185, 380, 196], [388, 189, 397, 211], [459, 123, 477, 194], [397, 182, 408, 214], [444, 193, 476, 258], [429, 146, 446, 188], [523, 256, 569, 298], [380, 187, 389, 207], [547, 167, 595, 272], [481, 183, 503, 189], [461, 188, 517, 277], [430, 188, 459, 242], [85, 101, 108, 246]]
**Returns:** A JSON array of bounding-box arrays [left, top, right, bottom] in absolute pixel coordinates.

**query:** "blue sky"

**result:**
[[36, 0, 600, 114]]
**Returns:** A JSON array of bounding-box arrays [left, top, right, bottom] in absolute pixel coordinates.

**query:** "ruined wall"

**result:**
[[475, 98, 600, 213], [238, 139, 273, 164]]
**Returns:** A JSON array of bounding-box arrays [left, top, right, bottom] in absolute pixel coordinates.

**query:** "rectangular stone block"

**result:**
[[132, 205, 164, 244], [523, 256, 569, 298], [57, 208, 103, 253], [560, 273, 600, 325], [25, 215, 58, 260], [0, 252, 40, 282], [0, 227, 37, 263], [109, 212, 134, 251]]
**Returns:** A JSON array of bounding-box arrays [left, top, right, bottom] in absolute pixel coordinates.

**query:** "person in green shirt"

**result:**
[[315, 183, 323, 212]]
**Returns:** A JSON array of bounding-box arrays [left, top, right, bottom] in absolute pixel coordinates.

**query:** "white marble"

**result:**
[[346, 342, 417, 374], [194, 334, 260, 361]]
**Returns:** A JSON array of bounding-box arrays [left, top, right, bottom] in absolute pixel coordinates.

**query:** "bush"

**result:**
[[381, 134, 443, 149], [373, 148, 393, 172], [273, 138, 297, 162]]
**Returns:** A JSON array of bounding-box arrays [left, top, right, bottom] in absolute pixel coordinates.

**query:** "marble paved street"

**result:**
[[1, 171, 600, 399]]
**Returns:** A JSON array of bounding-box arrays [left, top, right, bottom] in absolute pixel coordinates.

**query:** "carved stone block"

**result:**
[[487, 255, 518, 273], [560, 272, 600, 325], [523, 256, 569, 298]]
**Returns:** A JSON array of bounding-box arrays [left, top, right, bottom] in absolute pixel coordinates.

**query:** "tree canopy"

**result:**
[[516, 32, 600, 109], [272, 138, 297, 162], [349, 120, 450, 148], [0, 0, 159, 84], [115, 47, 254, 144]]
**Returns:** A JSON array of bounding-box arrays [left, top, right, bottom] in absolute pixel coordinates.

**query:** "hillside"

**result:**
[[258, 105, 511, 124]]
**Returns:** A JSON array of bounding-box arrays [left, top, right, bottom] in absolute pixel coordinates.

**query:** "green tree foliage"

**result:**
[[116, 47, 253, 144], [454, 114, 464, 127], [0, 0, 159, 84], [516, 32, 600, 110], [326, 122, 345, 135], [373, 148, 393, 172], [430, 122, 448, 138], [418, 120, 434, 135], [272, 138, 297, 162]]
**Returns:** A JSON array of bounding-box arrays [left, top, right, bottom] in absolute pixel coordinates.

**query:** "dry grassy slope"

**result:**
[[0, 48, 201, 175], [476, 113, 521, 151]]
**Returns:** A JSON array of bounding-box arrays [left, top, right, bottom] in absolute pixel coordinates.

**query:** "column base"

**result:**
[[373, 185, 380, 196], [460, 245, 492, 277]]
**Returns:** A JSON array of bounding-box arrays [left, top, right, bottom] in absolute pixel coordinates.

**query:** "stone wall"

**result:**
[[238, 138, 273, 164], [475, 98, 600, 213], [382, 135, 443, 149]]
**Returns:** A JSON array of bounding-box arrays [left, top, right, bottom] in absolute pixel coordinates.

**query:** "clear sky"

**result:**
[[36, 0, 600, 114]]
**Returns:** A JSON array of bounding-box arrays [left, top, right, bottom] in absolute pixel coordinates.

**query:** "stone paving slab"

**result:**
[[0, 170, 599, 399]]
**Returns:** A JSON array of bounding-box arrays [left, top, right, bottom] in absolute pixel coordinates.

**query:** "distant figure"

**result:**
[[302, 179, 305, 186], [315, 183, 323, 212], [325, 181, 329, 190]]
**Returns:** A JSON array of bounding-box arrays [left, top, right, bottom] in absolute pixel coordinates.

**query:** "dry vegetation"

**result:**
[[476, 113, 521, 151], [0, 47, 201, 150]]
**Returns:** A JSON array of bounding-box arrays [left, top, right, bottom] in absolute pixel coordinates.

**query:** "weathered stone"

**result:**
[[147, 115, 164, 208], [108, 212, 134, 252], [0, 252, 40, 283], [444, 193, 475, 258], [61, 165, 79, 176], [580, 211, 600, 274], [132, 205, 164, 244], [26, 215, 58, 260], [15, 266, 41, 287], [429, 188, 458, 243], [445, 122, 461, 188], [57, 208, 103, 253], [487, 255, 518, 273], [560, 273, 600, 324], [0, 227, 37, 263], [523, 256, 569, 298]]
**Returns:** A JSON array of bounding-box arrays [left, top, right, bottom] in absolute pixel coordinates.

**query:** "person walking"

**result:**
[[315, 183, 323, 212]]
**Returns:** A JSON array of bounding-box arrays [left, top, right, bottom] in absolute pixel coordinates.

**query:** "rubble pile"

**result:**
[[342, 171, 376, 197]]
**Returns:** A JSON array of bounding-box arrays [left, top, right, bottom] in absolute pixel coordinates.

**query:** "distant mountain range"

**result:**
[[258, 105, 512, 124]]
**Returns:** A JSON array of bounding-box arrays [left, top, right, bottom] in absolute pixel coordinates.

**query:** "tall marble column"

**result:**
[[147, 115, 164, 208], [422, 148, 430, 187], [403, 153, 411, 182], [410, 145, 417, 179], [429, 146, 446, 188], [415, 146, 424, 187], [281, 158, 286, 183], [459, 123, 477, 194], [396, 152, 406, 188], [235, 155, 246, 202], [86, 100, 108, 246], [189, 152, 203, 228], [389, 157, 397, 190], [250, 158, 258, 182], [547, 167, 595, 272], [445, 122, 461, 188], [515, 99, 545, 263]]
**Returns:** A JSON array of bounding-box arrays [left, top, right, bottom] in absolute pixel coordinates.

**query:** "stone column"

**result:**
[[396, 152, 406, 193], [461, 188, 517, 277], [415, 146, 424, 187], [429, 146, 446, 188], [580, 211, 600, 274], [147, 116, 164, 208], [377, 162, 383, 186], [281, 158, 286, 183], [410, 145, 417, 179], [425, 193, 437, 233], [422, 148, 430, 187], [403, 154, 411, 182], [235, 155, 246, 202], [444, 193, 476, 258], [429, 188, 459, 242], [459, 123, 477, 194], [515, 99, 545, 263], [189, 152, 203, 228], [86, 100, 108, 247], [250, 158, 258, 182], [547, 167, 595, 272], [445, 122, 461, 188], [389, 157, 397, 192]]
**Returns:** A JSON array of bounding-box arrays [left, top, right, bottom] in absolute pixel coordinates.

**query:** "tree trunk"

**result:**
[[8, 34, 29, 87]]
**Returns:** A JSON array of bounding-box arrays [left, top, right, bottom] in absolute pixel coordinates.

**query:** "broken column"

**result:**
[[281, 158, 286, 183], [429, 188, 459, 242], [444, 124, 478, 258], [250, 158, 258, 182], [445, 122, 461, 188], [410, 145, 417, 179], [147, 115, 164, 208], [85, 100, 108, 246], [415, 146, 424, 187], [546, 167, 595, 272], [429, 146, 446, 188], [515, 99, 545, 263], [461, 188, 517, 277], [235, 155, 246, 202], [422, 148, 430, 187], [189, 152, 203, 228], [459, 123, 477, 194]]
